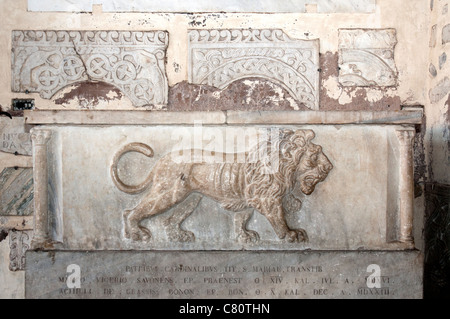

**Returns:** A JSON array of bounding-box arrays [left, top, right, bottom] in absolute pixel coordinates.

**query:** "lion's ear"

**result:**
[[280, 129, 294, 140], [299, 129, 315, 143]]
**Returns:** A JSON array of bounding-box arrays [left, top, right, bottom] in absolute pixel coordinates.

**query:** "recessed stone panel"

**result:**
[[339, 29, 398, 87], [188, 29, 320, 110], [29, 120, 416, 251], [12, 30, 169, 108]]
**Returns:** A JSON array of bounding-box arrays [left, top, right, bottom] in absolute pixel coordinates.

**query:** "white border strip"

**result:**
[[28, 0, 376, 13]]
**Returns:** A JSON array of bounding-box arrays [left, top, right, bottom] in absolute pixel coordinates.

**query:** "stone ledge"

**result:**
[[24, 110, 227, 125], [226, 110, 423, 125], [24, 110, 423, 125]]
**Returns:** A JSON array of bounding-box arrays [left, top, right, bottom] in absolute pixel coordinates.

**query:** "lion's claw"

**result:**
[[286, 229, 309, 243], [123, 210, 152, 242], [166, 228, 196, 242], [238, 230, 260, 244], [128, 226, 151, 242]]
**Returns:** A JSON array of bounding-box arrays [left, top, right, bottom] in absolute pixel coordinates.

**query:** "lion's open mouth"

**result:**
[[301, 176, 317, 195]]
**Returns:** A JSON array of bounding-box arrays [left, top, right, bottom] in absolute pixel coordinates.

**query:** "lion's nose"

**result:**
[[321, 160, 333, 173]]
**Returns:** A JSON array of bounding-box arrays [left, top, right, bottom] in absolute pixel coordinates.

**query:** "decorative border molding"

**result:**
[[424, 183, 450, 297], [188, 29, 320, 110], [12, 30, 169, 107], [9, 230, 32, 271]]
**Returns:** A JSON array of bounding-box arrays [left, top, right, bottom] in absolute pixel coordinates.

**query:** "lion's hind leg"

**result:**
[[123, 209, 151, 242], [163, 193, 202, 242], [234, 209, 260, 244], [123, 185, 190, 242]]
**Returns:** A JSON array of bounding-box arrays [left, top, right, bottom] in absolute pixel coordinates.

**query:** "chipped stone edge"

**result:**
[[24, 110, 423, 125]]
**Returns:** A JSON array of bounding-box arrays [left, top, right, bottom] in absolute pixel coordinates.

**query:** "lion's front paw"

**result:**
[[286, 229, 309, 243], [238, 229, 260, 244], [178, 230, 195, 242], [127, 226, 152, 242], [166, 228, 195, 243]]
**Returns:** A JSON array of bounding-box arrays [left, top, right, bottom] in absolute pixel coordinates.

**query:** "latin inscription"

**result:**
[[0, 117, 32, 156], [25, 251, 422, 299], [54, 264, 378, 298]]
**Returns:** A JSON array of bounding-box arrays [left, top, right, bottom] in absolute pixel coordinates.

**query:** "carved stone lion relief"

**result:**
[[111, 129, 333, 244]]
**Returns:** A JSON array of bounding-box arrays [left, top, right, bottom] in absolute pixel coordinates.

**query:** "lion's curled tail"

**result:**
[[111, 143, 154, 194]]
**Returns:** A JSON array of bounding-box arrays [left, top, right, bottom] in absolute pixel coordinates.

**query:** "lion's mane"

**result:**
[[244, 129, 328, 212]]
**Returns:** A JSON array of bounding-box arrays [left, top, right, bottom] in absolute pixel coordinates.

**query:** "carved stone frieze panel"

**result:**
[[28, 116, 418, 251], [9, 230, 32, 271], [188, 29, 320, 110], [338, 29, 398, 87], [12, 30, 169, 107]]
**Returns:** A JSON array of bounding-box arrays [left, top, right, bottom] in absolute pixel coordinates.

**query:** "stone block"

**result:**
[[9, 231, 32, 271], [25, 250, 423, 299], [443, 24, 450, 44], [429, 77, 450, 104], [429, 63, 437, 77], [439, 52, 447, 69]]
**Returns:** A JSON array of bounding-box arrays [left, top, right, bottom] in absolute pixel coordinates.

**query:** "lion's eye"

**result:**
[[311, 154, 318, 162]]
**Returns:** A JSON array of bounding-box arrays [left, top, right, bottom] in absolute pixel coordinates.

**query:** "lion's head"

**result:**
[[244, 129, 333, 211], [290, 130, 334, 195]]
